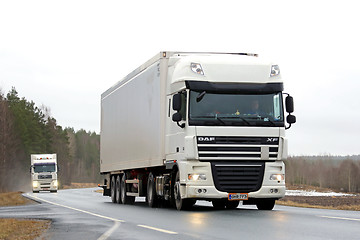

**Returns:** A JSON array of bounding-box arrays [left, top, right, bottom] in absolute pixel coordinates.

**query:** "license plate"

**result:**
[[228, 193, 248, 201], [42, 188, 49, 190]]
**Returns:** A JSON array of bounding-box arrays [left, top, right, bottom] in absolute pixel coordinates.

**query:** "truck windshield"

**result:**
[[34, 163, 56, 173], [189, 91, 284, 127]]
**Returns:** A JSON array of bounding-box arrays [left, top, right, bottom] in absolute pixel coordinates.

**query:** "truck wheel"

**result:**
[[115, 175, 122, 204], [147, 172, 158, 208], [120, 173, 135, 204], [256, 199, 275, 210], [226, 200, 240, 209], [174, 171, 195, 210], [111, 175, 116, 203]]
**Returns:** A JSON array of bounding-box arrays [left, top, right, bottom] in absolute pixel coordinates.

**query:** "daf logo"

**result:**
[[267, 138, 278, 142], [198, 137, 215, 142]]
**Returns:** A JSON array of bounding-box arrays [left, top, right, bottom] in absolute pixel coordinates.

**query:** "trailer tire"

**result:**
[[256, 199, 275, 210], [174, 171, 195, 210], [111, 175, 116, 203], [115, 175, 122, 204], [120, 173, 135, 204], [147, 172, 158, 208]]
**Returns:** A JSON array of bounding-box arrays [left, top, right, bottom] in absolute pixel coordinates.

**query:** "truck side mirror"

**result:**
[[172, 93, 182, 111], [285, 96, 294, 113], [287, 114, 296, 124], [172, 112, 182, 122]]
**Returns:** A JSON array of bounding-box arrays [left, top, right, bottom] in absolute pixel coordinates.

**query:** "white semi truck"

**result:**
[[100, 52, 296, 210], [31, 154, 58, 193]]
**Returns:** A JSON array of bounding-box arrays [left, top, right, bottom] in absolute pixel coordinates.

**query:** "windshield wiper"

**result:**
[[196, 91, 206, 102], [220, 116, 251, 125], [215, 116, 226, 125]]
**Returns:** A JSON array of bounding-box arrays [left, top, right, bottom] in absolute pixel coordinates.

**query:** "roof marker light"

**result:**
[[270, 65, 280, 77], [191, 63, 204, 75]]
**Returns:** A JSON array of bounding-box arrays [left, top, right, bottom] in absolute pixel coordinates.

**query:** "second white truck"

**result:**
[[100, 52, 296, 210], [31, 154, 58, 193]]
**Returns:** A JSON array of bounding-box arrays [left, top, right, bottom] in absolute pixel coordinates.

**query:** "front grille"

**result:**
[[38, 175, 52, 179], [211, 161, 265, 193], [197, 136, 279, 161]]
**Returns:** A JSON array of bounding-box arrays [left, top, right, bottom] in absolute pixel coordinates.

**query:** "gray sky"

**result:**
[[1, 0, 359, 156]]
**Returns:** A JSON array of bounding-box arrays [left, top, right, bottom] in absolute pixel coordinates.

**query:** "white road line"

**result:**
[[98, 221, 121, 240], [26, 194, 125, 222], [320, 216, 360, 222], [137, 224, 178, 235], [27, 193, 178, 237]]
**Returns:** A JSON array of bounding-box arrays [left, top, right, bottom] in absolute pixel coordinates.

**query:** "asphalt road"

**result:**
[[0, 188, 359, 240]]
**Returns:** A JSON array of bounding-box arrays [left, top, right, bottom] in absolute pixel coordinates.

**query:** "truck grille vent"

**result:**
[[197, 136, 279, 161], [211, 161, 265, 193], [38, 175, 52, 179]]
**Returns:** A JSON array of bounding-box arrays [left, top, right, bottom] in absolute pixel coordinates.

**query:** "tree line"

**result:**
[[0, 87, 101, 192], [285, 155, 360, 193]]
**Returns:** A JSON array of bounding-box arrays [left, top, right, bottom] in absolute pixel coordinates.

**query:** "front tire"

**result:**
[[256, 199, 275, 210], [173, 171, 195, 210]]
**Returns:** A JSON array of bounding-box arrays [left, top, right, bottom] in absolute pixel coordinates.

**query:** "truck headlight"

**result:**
[[270, 174, 284, 181], [190, 63, 204, 75], [188, 174, 206, 181], [33, 181, 39, 188], [270, 65, 280, 77], [53, 180, 58, 187]]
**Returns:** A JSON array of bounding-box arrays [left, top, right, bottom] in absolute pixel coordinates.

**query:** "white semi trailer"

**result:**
[[31, 154, 58, 193], [100, 52, 296, 210]]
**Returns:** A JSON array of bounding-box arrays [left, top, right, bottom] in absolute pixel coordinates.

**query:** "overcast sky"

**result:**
[[1, 0, 359, 156]]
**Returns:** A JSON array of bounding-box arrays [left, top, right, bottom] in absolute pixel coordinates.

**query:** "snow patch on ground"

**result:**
[[285, 190, 356, 197]]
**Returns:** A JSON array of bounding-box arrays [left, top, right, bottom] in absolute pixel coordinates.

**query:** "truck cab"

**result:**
[[31, 154, 58, 193]]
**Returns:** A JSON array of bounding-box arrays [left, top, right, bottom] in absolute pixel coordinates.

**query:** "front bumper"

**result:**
[[178, 160, 285, 200], [32, 180, 58, 191]]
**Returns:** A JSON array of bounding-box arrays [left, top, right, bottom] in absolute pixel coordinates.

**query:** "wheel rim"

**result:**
[[148, 179, 153, 203], [116, 176, 121, 203], [121, 175, 125, 203], [111, 176, 116, 202], [174, 181, 181, 201]]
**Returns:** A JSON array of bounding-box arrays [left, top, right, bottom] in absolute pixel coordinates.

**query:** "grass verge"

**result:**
[[0, 192, 35, 207], [277, 199, 360, 211], [0, 218, 50, 240], [0, 192, 51, 240]]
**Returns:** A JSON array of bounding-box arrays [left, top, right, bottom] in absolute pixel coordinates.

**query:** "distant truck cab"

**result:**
[[31, 154, 58, 193]]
